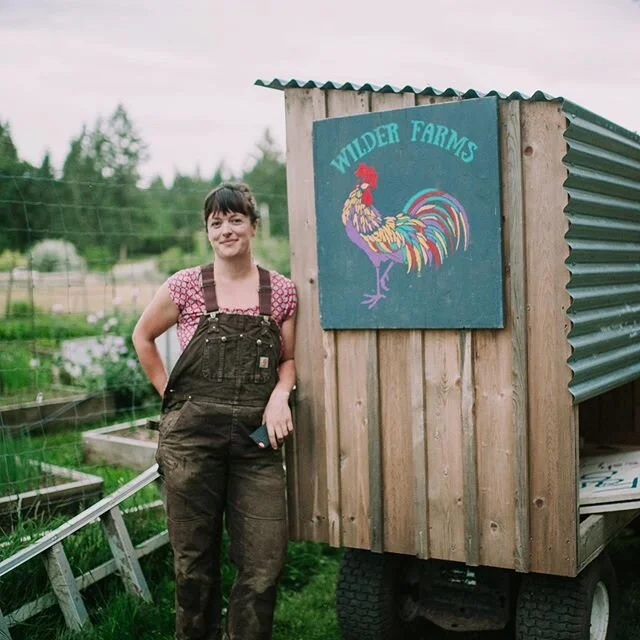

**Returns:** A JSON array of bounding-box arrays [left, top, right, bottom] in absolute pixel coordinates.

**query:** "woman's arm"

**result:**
[[132, 283, 180, 396], [262, 313, 296, 449]]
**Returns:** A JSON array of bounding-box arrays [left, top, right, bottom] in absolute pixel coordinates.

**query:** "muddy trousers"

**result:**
[[164, 453, 287, 640]]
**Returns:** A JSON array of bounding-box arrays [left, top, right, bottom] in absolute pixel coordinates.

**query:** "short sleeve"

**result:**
[[281, 278, 297, 322], [166, 267, 200, 313]]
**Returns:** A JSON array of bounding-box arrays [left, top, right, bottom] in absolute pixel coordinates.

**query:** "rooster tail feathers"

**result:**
[[403, 188, 470, 254]]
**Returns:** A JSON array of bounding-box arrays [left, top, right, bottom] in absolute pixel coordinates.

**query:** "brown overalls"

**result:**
[[156, 264, 288, 640]]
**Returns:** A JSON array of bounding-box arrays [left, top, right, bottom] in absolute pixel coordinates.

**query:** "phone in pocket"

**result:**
[[249, 424, 271, 448]]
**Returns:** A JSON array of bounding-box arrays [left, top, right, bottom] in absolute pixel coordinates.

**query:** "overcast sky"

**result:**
[[1, 0, 638, 184]]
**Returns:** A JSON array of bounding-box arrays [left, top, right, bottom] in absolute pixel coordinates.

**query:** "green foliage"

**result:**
[[0, 433, 47, 496], [29, 239, 86, 272], [0, 313, 100, 341], [253, 234, 291, 276], [0, 249, 25, 271], [0, 343, 53, 398], [78, 314, 154, 409], [7, 300, 39, 318]]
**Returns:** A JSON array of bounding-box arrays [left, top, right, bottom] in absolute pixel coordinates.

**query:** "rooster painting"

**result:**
[[342, 163, 470, 308]]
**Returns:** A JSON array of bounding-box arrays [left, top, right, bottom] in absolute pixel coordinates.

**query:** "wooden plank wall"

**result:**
[[284, 89, 579, 576]]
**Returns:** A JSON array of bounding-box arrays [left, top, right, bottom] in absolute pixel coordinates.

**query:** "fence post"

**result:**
[[42, 543, 90, 632], [101, 506, 152, 602]]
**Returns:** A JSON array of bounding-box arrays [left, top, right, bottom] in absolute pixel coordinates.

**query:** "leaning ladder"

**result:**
[[0, 464, 164, 638]]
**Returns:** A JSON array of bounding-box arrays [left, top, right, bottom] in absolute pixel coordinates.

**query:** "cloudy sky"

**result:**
[[1, 0, 638, 183]]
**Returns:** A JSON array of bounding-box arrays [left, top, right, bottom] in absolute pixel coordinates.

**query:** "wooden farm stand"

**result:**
[[258, 78, 640, 638]]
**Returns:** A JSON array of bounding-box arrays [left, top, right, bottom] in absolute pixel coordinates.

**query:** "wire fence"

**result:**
[[0, 176, 290, 538]]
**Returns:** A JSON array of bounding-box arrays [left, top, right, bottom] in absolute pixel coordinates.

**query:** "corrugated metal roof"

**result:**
[[563, 101, 640, 403], [255, 78, 559, 102]]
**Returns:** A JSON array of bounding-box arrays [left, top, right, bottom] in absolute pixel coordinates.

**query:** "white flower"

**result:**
[[96, 309, 105, 319], [29, 358, 40, 368], [87, 314, 97, 324], [51, 303, 64, 314], [126, 358, 137, 370]]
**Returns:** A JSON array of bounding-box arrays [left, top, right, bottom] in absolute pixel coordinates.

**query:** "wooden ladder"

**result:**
[[0, 465, 163, 638]]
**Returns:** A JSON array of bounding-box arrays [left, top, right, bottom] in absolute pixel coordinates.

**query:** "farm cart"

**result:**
[[257, 78, 640, 639]]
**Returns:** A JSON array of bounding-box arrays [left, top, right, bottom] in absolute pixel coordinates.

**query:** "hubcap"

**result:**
[[590, 581, 610, 640]]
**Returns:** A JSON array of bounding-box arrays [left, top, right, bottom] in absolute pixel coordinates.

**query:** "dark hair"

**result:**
[[203, 182, 259, 226]]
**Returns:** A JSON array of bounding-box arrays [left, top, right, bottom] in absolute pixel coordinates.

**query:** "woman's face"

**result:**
[[206, 210, 256, 259]]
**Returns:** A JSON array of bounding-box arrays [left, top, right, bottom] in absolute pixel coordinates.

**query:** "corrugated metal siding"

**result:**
[[563, 101, 640, 402]]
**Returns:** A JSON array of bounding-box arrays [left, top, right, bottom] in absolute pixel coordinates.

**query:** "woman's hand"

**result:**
[[262, 388, 293, 450]]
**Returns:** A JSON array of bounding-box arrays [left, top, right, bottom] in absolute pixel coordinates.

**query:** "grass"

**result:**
[[2, 421, 640, 639]]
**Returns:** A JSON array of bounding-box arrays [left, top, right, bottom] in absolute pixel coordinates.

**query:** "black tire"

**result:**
[[336, 549, 399, 640], [515, 552, 619, 640]]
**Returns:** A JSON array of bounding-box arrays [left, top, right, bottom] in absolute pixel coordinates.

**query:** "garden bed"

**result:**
[[0, 460, 103, 531], [0, 392, 116, 434], [82, 417, 159, 472]]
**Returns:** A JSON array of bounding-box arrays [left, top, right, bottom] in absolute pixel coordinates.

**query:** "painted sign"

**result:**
[[580, 445, 640, 513], [312, 97, 504, 329]]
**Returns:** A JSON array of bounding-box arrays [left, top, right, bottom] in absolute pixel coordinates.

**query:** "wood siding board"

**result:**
[[416, 94, 466, 563], [327, 89, 374, 550], [284, 88, 328, 541], [323, 329, 341, 547], [424, 331, 465, 561], [522, 102, 577, 576], [371, 91, 419, 555], [461, 330, 480, 565], [505, 100, 530, 573], [473, 99, 524, 570]]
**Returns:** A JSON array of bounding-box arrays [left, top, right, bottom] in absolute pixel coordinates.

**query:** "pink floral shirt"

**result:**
[[167, 266, 297, 352]]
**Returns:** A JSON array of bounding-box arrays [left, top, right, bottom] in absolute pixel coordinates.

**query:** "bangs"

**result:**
[[205, 187, 250, 217]]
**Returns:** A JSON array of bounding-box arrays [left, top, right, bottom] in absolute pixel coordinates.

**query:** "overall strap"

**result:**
[[200, 264, 218, 313], [201, 264, 271, 315], [257, 266, 272, 316]]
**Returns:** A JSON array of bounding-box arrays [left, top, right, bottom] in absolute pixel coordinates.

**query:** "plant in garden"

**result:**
[[71, 313, 154, 409], [29, 239, 86, 273]]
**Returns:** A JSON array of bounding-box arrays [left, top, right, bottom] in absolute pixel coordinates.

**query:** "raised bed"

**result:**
[[0, 392, 116, 435], [82, 418, 159, 472], [0, 461, 103, 531]]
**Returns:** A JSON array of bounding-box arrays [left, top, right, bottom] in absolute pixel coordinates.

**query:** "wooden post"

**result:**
[[42, 543, 90, 633], [100, 507, 152, 602], [284, 87, 329, 542]]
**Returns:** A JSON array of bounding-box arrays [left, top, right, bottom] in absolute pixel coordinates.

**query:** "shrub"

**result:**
[[75, 315, 154, 409], [29, 239, 86, 273], [0, 249, 25, 272]]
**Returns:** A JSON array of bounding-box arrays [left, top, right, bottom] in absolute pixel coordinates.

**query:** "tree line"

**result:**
[[0, 105, 288, 269]]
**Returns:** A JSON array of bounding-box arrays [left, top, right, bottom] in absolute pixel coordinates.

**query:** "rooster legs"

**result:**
[[379, 262, 394, 291], [362, 264, 387, 309]]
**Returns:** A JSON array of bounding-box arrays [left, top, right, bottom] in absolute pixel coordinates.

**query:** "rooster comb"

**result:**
[[355, 164, 378, 188]]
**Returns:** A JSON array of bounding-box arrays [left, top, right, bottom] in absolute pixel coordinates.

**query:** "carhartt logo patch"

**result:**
[[259, 357, 270, 369]]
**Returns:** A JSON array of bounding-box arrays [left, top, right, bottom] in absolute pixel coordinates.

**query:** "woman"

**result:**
[[132, 182, 296, 640]]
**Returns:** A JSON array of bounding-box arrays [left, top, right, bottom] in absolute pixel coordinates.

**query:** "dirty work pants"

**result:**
[[160, 401, 287, 640]]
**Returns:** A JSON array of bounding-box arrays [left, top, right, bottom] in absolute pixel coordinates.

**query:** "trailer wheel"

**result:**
[[336, 549, 402, 640], [515, 552, 619, 640]]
